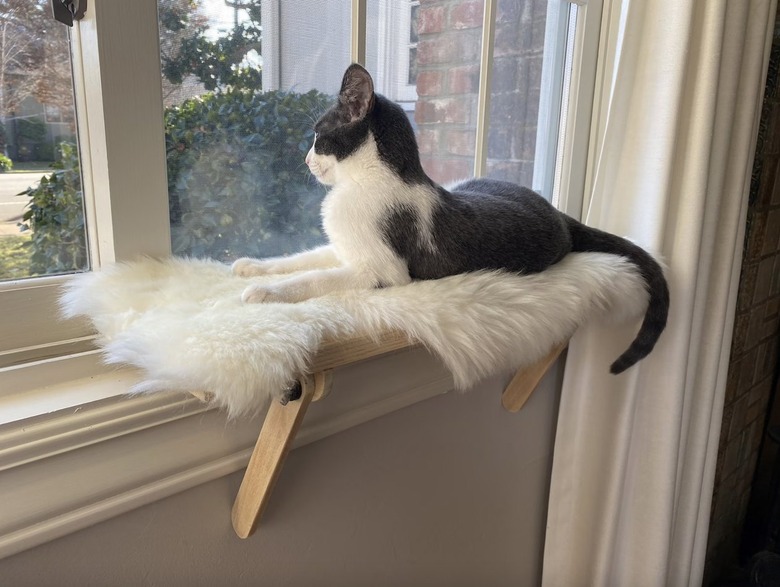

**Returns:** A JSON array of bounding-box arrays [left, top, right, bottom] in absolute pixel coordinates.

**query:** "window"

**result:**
[[0, 0, 587, 403], [157, 0, 579, 262], [158, 0, 350, 261], [0, 2, 87, 281], [366, 1, 420, 105], [0, 1, 94, 378]]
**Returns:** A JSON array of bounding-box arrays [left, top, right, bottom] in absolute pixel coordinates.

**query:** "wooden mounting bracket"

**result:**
[[231, 371, 333, 538], [192, 334, 567, 539], [501, 342, 567, 412]]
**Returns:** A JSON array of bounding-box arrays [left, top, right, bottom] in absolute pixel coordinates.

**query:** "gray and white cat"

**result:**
[[233, 64, 669, 374]]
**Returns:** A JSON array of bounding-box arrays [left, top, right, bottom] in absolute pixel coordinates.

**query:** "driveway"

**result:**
[[0, 172, 43, 236]]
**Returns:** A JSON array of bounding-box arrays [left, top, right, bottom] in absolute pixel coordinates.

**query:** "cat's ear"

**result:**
[[339, 64, 375, 122]]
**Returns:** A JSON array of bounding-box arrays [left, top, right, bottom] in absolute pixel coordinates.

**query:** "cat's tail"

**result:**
[[565, 215, 670, 374]]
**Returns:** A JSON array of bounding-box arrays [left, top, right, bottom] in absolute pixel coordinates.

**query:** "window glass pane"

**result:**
[[367, 0, 482, 185], [0, 2, 87, 281], [485, 0, 572, 198], [366, 0, 573, 195], [158, 0, 350, 262], [551, 5, 579, 207]]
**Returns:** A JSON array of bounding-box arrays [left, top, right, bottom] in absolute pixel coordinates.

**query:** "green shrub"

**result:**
[[0, 154, 12, 172], [17, 117, 46, 143], [166, 88, 331, 260], [18, 143, 88, 276], [36, 140, 55, 162], [19, 89, 333, 273]]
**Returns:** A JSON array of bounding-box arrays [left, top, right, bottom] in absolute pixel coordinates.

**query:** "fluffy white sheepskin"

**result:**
[[60, 253, 648, 417]]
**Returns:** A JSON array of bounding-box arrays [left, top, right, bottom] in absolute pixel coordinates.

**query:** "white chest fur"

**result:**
[[317, 136, 438, 286], [321, 181, 410, 284]]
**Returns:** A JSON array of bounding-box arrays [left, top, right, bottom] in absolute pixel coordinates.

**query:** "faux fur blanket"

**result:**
[[60, 253, 648, 416]]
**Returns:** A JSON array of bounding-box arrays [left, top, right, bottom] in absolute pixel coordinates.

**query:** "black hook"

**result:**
[[51, 0, 87, 27]]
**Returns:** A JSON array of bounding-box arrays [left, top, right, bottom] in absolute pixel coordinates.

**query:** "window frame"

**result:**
[[0, 0, 606, 559], [554, 0, 609, 220], [0, 0, 172, 372]]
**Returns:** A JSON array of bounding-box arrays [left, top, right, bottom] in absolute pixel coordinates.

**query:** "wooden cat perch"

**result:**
[[193, 332, 567, 539], [62, 255, 639, 539]]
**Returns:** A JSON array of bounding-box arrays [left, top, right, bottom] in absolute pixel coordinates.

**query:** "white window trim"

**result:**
[[554, 0, 610, 219], [534, 0, 578, 199], [0, 0, 607, 560], [74, 0, 172, 264]]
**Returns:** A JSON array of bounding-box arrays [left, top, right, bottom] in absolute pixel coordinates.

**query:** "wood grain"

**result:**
[[231, 374, 316, 539], [501, 343, 567, 413], [309, 331, 415, 372], [311, 370, 334, 402]]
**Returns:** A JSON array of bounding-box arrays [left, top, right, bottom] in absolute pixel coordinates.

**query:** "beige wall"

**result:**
[[0, 370, 561, 586]]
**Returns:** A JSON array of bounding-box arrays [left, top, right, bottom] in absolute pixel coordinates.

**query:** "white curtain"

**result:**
[[542, 1, 777, 586]]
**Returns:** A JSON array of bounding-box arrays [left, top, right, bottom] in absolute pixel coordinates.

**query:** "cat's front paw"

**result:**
[[232, 257, 277, 277], [241, 284, 294, 304]]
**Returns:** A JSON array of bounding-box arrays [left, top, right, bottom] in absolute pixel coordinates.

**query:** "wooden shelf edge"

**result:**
[[310, 330, 416, 372]]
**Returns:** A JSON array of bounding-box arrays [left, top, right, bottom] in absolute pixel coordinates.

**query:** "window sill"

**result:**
[[0, 346, 453, 560], [0, 351, 135, 426]]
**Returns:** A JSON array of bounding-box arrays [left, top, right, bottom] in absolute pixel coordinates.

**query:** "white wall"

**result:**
[[0, 370, 561, 586]]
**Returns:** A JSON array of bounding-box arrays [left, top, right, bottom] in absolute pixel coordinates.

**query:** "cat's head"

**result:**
[[306, 64, 427, 186]]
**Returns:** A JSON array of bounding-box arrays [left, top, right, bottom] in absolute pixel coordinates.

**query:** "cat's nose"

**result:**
[[305, 153, 311, 166]]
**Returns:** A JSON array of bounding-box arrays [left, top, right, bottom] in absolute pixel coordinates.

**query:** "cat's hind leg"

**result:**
[[232, 245, 340, 277]]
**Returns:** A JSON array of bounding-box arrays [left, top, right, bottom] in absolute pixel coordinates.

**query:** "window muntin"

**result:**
[[409, 2, 420, 85]]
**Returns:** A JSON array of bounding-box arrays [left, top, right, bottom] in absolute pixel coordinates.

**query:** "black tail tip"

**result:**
[[609, 357, 632, 375]]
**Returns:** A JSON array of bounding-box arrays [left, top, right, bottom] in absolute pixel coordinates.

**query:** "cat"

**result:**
[[232, 63, 669, 374]]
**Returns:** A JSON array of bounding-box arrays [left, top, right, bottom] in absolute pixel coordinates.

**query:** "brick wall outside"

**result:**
[[414, 0, 548, 186], [704, 17, 780, 584]]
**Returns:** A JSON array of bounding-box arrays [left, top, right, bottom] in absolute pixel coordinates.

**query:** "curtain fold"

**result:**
[[542, 1, 777, 586]]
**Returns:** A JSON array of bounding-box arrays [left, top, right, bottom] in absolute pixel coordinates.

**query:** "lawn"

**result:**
[[0, 234, 32, 281]]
